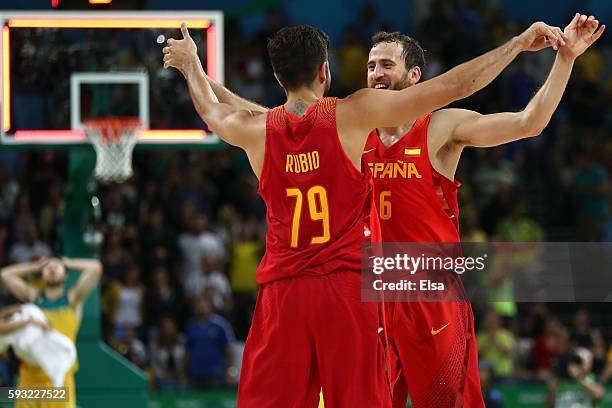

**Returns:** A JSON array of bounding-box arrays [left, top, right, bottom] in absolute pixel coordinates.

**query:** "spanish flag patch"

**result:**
[[404, 148, 421, 156]]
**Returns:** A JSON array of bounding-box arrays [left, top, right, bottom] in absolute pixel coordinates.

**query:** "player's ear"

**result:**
[[408, 66, 422, 85], [318, 61, 329, 84], [273, 72, 286, 92]]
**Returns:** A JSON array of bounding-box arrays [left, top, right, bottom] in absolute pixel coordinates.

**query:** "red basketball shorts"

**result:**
[[238, 271, 391, 408], [385, 300, 484, 408]]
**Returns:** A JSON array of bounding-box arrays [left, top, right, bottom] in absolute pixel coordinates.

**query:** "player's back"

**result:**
[[257, 97, 372, 285]]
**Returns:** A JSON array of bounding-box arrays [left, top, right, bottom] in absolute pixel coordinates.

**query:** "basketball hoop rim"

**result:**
[[84, 117, 142, 144]]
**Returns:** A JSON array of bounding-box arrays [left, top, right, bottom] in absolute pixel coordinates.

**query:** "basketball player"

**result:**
[[1, 257, 102, 407], [164, 22, 565, 407], [361, 13, 604, 408]]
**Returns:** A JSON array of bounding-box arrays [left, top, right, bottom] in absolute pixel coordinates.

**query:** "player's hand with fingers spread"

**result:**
[[518, 21, 567, 52], [559, 13, 606, 61], [162, 23, 199, 76]]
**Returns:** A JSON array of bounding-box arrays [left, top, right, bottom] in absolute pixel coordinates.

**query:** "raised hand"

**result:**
[[162, 23, 199, 76], [519, 21, 567, 52], [560, 13, 606, 60]]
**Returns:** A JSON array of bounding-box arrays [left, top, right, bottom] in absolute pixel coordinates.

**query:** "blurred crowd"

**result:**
[[1, 0, 612, 400]]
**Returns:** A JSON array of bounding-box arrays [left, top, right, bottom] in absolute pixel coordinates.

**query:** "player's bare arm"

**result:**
[[0, 304, 50, 334], [163, 24, 267, 176], [428, 13, 605, 180], [0, 260, 42, 302], [338, 21, 567, 140], [66, 258, 102, 308]]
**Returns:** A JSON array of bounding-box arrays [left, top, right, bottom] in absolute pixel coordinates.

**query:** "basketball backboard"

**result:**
[[0, 11, 223, 146]]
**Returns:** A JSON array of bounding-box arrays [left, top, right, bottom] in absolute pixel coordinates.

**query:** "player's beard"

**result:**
[[45, 278, 65, 290], [391, 72, 411, 91]]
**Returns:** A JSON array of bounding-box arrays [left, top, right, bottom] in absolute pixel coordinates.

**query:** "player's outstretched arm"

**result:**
[[0, 261, 41, 302], [449, 13, 605, 147], [65, 258, 102, 305], [341, 21, 567, 131], [163, 24, 264, 150]]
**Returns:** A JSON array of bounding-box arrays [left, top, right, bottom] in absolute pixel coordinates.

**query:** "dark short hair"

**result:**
[[371, 31, 426, 71], [267, 25, 330, 91]]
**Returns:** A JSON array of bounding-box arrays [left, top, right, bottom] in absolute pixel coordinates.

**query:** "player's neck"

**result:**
[[377, 120, 415, 148], [285, 88, 321, 116], [44, 286, 64, 300]]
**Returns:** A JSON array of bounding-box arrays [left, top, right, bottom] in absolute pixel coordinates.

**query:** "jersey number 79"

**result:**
[[286, 186, 330, 248]]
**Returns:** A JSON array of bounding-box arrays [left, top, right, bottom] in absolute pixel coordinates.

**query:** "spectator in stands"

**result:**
[[569, 148, 610, 241], [38, 183, 64, 247], [178, 213, 225, 297], [110, 326, 148, 370], [570, 308, 606, 371], [102, 232, 130, 284], [338, 25, 368, 93], [0, 164, 19, 222], [460, 205, 488, 242], [8, 226, 51, 264], [547, 347, 605, 407], [495, 201, 545, 242], [140, 208, 178, 272], [150, 316, 187, 392], [477, 310, 516, 378], [599, 345, 612, 384], [102, 186, 129, 231], [103, 264, 145, 335], [532, 318, 567, 380], [11, 194, 37, 245], [145, 266, 184, 333], [201, 255, 232, 315], [229, 216, 262, 340], [479, 360, 504, 408], [185, 296, 234, 389]]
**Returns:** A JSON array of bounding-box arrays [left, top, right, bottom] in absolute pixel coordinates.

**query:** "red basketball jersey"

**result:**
[[257, 98, 373, 285], [362, 113, 461, 243]]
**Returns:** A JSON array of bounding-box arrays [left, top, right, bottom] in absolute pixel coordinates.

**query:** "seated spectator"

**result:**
[[477, 310, 516, 378], [150, 316, 187, 392], [185, 296, 234, 389]]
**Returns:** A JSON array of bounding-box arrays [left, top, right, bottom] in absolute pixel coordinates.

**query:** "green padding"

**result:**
[[149, 391, 237, 408], [75, 341, 148, 390], [64, 147, 148, 407]]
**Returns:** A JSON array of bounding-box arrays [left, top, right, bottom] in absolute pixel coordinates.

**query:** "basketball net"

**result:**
[[84, 118, 141, 182]]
